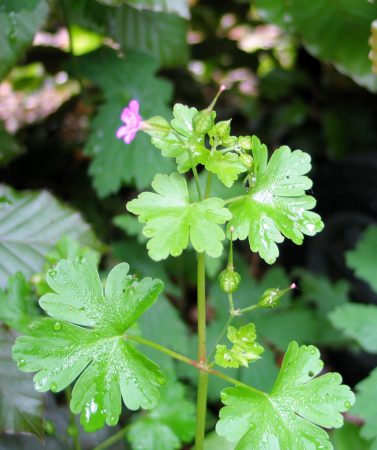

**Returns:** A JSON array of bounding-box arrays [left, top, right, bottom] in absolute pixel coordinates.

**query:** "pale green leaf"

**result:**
[[0, 328, 44, 437], [123, 0, 189, 19], [13, 258, 165, 432], [127, 173, 231, 260], [0, 273, 38, 333], [0, 0, 49, 81], [127, 381, 195, 450], [331, 422, 372, 450], [346, 225, 377, 293], [216, 341, 355, 450], [228, 136, 323, 264], [0, 185, 100, 287], [205, 151, 247, 188], [329, 303, 377, 353]]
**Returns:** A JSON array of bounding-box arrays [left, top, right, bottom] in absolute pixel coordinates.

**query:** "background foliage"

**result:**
[[0, 0, 376, 448]]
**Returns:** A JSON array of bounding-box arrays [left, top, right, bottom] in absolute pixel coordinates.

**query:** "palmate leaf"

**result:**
[[0, 185, 100, 287], [0, 328, 44, 437], [256, 0, 377, 92], [127, 173, 232, 260], [216, 342, 355, 450], [127, 381, 195, 450], [228, 137, 323, 264], [77, 48, 175, 196], [345, 225, 377, 293], [13, 258, 166, 432], [0, 0, 49, 81], [205, 151, 248, 188]]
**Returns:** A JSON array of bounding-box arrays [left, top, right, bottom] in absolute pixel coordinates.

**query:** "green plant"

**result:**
[[11, 91, 355, 450]]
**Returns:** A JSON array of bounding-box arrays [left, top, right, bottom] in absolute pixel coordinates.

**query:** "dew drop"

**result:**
[[50, 382, 58, 392], [78, 256, 85, 264], [48, 269, 57, 278], [17, 358, 26, 368], [53, 321, 62, 331], [344, 401, 351, 409], [109, 415, 117, 426], [308, 371, 314, 377], [310, 347, 316, 355]]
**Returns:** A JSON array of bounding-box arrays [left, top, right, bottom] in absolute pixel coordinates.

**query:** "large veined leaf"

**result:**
[[13, 258, 166, 432], [127, 172, 232, 260], [0, 328, 44, 437], [345, 225, 377, 293], [256, 0, 377, 91], [77, 48, 175, 196], [227, 136, 323, 264], [96, 0, 189, 18], [0, 185, 99, 287], [329, 303, 377, 353], [216, 341, 355, 449], [108, 5, 188, 66], [0, 0, 49, 81]]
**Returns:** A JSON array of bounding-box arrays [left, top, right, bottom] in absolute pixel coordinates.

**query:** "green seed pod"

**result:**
[[193, 110, 215, 135], [219, 267, 241, 293], [258, 284, 295, 308], [240, 153, 253, 169]]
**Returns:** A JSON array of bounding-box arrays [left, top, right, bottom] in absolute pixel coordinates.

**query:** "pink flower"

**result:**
[[116, 99, 142, 144]]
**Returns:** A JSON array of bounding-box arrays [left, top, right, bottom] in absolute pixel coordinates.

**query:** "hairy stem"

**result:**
[[92, 425, 129, 450], [195, 252, 207, 449]]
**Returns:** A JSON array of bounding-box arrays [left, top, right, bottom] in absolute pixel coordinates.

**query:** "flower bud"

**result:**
[[240, 153, 253, 169], [238, 136, 253, 150], [193, 110, 216, 135], [219, 267, 241, 293]]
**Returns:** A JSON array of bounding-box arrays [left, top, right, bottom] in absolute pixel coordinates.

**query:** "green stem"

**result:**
[[208, 314, 234, 362], [237, 304, 260, 314], [188, 151, 203, 201], [204, 172, 212, 199], [195, 252, 208, 450], [92, 425, 129, 450], [125, 334, 197, 368], [224, 195, 246, 205], [65, 387, 81, 450]]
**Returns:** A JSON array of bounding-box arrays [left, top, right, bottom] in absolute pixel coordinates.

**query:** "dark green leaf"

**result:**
[[0, 0, 49, 80], [108, 5, 188, 66], [78, 48, 175, 196], [0, 273, 38, 333], [0, 122, 23, 166], [0, 328, 43, 437], [0, 185, 100, 287], [329, 303, 377, 353], [346, 225, 377, 293], [256, 0, 377, 91], [127, 381, 195, 450]]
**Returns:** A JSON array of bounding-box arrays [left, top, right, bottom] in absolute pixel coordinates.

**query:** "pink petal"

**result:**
[[129, 99, 139, 114], [116, 125, 128, 139], [123, 129, 137, 144]]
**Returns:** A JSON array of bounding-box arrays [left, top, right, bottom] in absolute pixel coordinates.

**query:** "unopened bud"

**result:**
[[258, 284, 295, 308], [219, 268, 241, 294]]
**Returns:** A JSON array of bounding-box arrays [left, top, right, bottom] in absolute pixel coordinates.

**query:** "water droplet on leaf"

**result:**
[[53, 321, 62, 331], [50, 382, 58, 392], [48, 269, 57, 278], [17, 358, 26, 368]]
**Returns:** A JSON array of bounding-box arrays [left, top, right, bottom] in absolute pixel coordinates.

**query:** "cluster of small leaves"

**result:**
[[129, 105, 323, 265], [215, 323, 264, 368]]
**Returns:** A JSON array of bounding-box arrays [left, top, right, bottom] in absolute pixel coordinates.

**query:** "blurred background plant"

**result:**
[[0, 0, 377, 448]]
